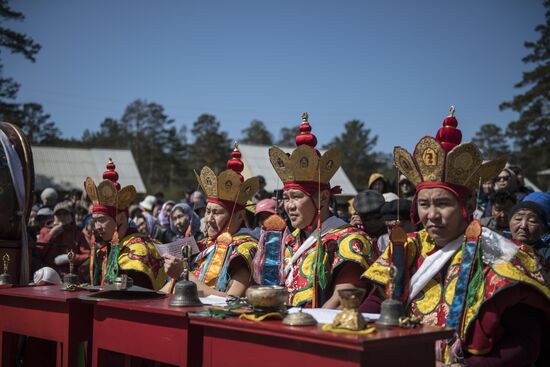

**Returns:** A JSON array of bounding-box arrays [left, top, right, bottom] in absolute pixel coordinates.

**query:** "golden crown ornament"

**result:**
[[394, 106, 506, 191], [269, 112, 341, 187], [84, 158, 136, 216], [195, 144, 259, 208]]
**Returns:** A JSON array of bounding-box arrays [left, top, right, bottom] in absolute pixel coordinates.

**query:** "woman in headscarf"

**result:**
[[157, 200, 175, 228], [168, 203, 203, 245]]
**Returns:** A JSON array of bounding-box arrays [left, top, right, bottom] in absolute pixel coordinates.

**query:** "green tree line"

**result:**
[[2, 0, 550, 193]]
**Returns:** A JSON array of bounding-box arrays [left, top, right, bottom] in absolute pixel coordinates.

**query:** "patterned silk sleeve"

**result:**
[[331, 226, 377, 273], [228, 234, 258, 273], [117, 233, 167, 291]]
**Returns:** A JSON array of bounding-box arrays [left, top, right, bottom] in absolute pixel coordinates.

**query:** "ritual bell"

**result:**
[[62, 250, 79, 288], [376, 265, 404, 327], [169, 244, 203, 307], [0, 253, 12, 285]]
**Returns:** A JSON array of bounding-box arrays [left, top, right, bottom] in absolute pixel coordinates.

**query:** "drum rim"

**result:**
[[0, 121, 35, 222]]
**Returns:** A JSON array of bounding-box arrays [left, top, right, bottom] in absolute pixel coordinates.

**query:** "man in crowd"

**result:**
[[36, 201, 90, 275], [40, 187, 58, 209], [480, 190, 516, 237], [350, 190, 387, 243], [495, 166, 527, 202], [360, 107, 550, 366], [85, 158, 166, 290], [269, 113, 375, 308], [398, 174, 416, 200], [163, 145, 259, 297], [190, 190, 207, 234], [253, 175, 271, 203]]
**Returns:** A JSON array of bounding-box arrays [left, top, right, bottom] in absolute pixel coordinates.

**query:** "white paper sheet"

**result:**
[[155, 237, 199, 259], [287, 307, 380, 324], [199, 295, 228, 306]]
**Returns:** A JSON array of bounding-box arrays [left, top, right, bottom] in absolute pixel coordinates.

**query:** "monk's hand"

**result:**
[[350, 214, 363, 228], [162, 254, 183, 279]]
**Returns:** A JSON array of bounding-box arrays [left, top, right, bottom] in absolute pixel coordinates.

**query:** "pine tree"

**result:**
[[277, 126, 300, 147], [500, 0, 550, 180], [1, 102, 60, 144], [471, 123, 510, 160], [0, 0, 41, 117], [190, 114, 231, 173], [323, 119, 380, 190], [241, 119, 273, 145]]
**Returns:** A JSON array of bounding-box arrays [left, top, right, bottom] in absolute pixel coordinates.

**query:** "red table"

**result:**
[[0, 285, 93, 367], [89, 295, 204, 367], [189, 315, 454, 367]]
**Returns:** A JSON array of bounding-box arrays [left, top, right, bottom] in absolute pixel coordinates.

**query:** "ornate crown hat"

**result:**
[[269, 112, 341, 194], [195, 144, 259, 211], [394, 106, 506, 197], [84, 158, 136, 218]]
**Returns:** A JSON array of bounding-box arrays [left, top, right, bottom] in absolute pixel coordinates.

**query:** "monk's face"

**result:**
[[283, 189, 317, 230], [92, 213, 116, 242], [417, 188, 468, 246], [204, 202, 243, 239]]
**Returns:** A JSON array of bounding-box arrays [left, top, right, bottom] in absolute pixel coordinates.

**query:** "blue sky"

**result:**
[[3, 0, 545, 153]]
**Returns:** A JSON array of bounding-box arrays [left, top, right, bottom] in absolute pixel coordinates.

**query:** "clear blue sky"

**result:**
[[3, 0, 545, 153]]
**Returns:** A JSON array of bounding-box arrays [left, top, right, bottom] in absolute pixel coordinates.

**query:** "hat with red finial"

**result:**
[[393, 106, 506, 220], [269, 112, 342, 196], [195, 143, 259, 211], [84, 158, 136, 218]]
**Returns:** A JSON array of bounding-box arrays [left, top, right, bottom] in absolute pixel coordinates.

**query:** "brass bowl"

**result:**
[[338, 288, 366, 309], [246, 285, 288, 308]]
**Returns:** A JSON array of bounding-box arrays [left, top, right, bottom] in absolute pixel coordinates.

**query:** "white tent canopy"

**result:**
[[32, 146, 146, 193], [238, 144, 357, 197]]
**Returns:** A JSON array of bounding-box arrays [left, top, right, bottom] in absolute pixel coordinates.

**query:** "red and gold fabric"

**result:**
[[193, 233, 257, 292], [283, 224, 375, 307], [117, 233, 167, 291], [362, 228, 550, 359], [91, 232, 167, 291]]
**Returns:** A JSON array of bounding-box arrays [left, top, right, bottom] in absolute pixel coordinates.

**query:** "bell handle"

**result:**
[[2, 253, 9, 274]]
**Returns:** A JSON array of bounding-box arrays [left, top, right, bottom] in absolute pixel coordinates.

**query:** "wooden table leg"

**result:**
[[1, 331, 18, 367]]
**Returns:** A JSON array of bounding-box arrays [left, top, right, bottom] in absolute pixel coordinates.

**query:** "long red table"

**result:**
[[189, 315, 453, 367], [0, 285, 93, 367], [0, 286, 454, 366], [88, 295, 203, 367]]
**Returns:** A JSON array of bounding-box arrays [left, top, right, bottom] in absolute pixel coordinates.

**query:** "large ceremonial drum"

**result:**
[[0, 122, 34, 239], [0, 122, 34, 283]]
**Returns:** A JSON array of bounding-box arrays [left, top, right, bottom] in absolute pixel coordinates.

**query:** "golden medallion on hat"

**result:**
[[394, 106, 507, 223], [269, 112, 342, 195], [394, 106, 506, 196], [84, 158, 136, 218], [195, 143, 259, 211]]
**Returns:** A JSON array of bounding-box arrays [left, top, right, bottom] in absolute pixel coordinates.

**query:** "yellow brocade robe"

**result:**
[[193, 233, 257, 292], [363, 228, 550, 360]]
